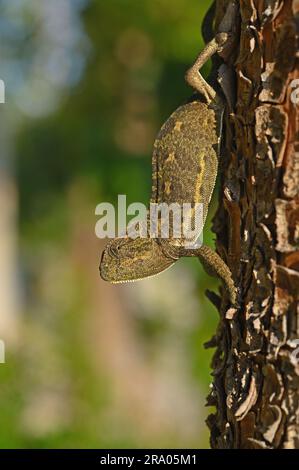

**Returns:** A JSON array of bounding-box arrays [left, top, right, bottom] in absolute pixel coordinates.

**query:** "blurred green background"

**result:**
[[0, 0, 220, 449]]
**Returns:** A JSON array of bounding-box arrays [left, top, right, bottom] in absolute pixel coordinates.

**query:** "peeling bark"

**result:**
[[206, 0, 299, 449]]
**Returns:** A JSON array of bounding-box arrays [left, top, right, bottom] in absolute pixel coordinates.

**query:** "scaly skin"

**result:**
[[100, 4, 239, 305], [152, 100, 221, 223]]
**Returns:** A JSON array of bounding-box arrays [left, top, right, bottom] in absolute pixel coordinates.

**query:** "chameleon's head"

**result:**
[[100, 237, 176, 284]]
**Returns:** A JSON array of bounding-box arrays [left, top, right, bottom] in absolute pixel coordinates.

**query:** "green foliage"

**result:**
[[3, 0, 218, 449]]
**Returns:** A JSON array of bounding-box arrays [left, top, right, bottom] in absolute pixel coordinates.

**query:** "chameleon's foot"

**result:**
[[181, 245, 237, 305], [198, 245, 237, 305], [215, 32, 230, 49]]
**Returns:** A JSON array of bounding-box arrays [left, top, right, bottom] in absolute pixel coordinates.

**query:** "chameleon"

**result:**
[[100, 2, 238, 305]]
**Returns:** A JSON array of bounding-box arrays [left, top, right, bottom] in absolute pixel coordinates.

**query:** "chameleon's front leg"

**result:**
[[180, 245, 237, 305]]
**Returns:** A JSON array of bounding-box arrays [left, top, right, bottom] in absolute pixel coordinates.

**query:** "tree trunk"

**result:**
[[206, 0, 299, 449]]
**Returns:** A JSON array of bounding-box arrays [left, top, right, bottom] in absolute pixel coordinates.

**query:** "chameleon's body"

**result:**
[[100, 3, 238, 305], [152, 100, 220, 225]]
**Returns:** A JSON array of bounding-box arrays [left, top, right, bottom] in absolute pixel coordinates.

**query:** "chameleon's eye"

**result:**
[[108, 244, 120, 259]]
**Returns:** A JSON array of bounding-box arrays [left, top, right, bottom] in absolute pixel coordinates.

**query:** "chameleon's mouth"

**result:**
[[99, 249, 130, 283], [99, 250, 111, 281], [101, 265, 175, 284]]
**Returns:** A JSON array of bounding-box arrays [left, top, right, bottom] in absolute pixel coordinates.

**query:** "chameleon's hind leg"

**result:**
[[185, 34, 229, 103], [185, 1, 238, 103], [181, 245, 237, 305]]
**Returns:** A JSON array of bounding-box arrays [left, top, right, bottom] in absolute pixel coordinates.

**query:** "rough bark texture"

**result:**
[[206, 0, 299, 449]]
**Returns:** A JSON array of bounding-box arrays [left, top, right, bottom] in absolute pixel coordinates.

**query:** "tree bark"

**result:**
[[206, 0, 299, 449]]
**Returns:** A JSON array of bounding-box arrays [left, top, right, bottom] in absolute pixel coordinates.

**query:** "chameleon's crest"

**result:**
[[100, 237, 176, 284]]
